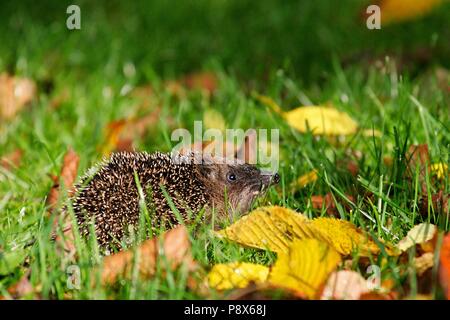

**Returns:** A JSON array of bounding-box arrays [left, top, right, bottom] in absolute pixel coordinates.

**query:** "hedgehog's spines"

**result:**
[[70, 151, 209, 250]]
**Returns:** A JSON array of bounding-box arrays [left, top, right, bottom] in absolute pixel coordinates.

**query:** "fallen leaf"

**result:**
[[216, 206, 315, 254], [321, 270, 370, 300], [207, 262, 269, 291], [397, 223, 437, 252], [46, 148, 80, 211], [379, 0, 444, 25], [100, 225, 196, 285], [255, 94, 361, 136], [310, 193, 355, 217], [101, 108, 162, 154], [6, 271, 34, 299], [430, 163, 448, 180], [46, 149, 80, 259], [284, 106, 359, 136], [203, 109, 226, 132], [269, 238, 341, 299], [439, 233, 450, 299], [414, 252, 434, 276], [183, 72, 218, 94], [359, 291, 398, 300], [216, 206, 392, 256], [291, 170, 318, 191], [419, 191, 449, 219], [310, 217, 389, 256], [0, 73, 36, 120], [0, 149, 23, 171]]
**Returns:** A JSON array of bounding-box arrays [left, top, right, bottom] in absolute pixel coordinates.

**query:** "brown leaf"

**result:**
[[46, 148, 80, 211], [101, 108, 163, 154], [406, 144, 429, 192], [0, 149, 23, 171], [359, 291, 398, 300], [311, 193, 355, 217], [419, 190, 449, 219], [6, 271, 34, 299], [0, 73, 36, 120], [100, 225, 197, 285], [439, 233, 450, 299], [183, 72, 217, 94], [46, 149, 80, 259]]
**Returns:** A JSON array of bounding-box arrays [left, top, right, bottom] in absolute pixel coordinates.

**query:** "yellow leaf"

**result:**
[[397, 223, 437, 252], [380, 0, 444, 25], [269, 238, 341, 299], [217, 206, 395, 257], [284, 106, 359, 136], [430, 163, 448, 179], [310, 218, 389, 256], [291, 170, 318, 190], [203, 109, 226, 132], [414, 252, 434, 276], [216, 206, 321, 254], [207, 262, 269, 291], [254, 93, 283, 114]]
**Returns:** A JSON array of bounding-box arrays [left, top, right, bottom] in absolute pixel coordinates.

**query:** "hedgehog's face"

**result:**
[[197, 159, 279, 223]]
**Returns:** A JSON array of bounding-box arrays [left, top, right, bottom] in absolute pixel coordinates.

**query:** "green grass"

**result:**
[[0, 1, 449, 299]]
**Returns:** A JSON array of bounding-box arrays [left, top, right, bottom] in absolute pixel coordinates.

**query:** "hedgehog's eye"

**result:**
[[227, 173, 237, 182]]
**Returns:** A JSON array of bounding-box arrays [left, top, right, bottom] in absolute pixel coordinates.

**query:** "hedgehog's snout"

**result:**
[[272, 172, 280, 184], [259, 170, 280, 192]]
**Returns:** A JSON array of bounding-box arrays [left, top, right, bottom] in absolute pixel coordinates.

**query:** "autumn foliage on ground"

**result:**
[[0, 0, 449, 300]]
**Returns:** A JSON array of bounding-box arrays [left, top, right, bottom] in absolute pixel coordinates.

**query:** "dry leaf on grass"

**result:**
[[397, 223, 437, 253], [216, 206, 393, 257], [0, 149, 23, 171], [216, 206, 314, 254], [46, 148, 80, 211], [439, 233, 450, 299], [290, 170, 318, 191], [46, 148, 80, 258], [207, 262, 269, 291], [284, 106, 359, 136], [310, 193, 355, 218], [164, 72, 218, 98], [5, 271, 35, 299], [321, 270, 370, 300], [100, 225, 197, 285], [414, 252, 434, 276], [203, 109, 226, 132], [183, 72, 218, 95], [269, 238, 341, 299], [255, 94, 380, 136], [101, 108, 162, 154], [430, 163, 448, 180], [379, 0, 444, 25], [0, 73, 36, 120]]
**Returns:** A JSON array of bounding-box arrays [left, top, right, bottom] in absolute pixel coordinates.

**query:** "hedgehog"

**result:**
[[70, 151, 279, 251]]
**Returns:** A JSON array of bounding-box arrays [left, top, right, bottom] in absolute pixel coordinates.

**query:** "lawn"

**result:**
[[0, 0, 449, 300]]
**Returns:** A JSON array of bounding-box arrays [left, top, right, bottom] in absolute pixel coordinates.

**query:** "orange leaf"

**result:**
[[101, 109, 162, 155], [0, 149, 23, 171], [0, 73, 36, 120], [46, 148, 80, 210], [100, 225, 197, 285], [183, 72, 218, 94], [439, 233, 450, 299]]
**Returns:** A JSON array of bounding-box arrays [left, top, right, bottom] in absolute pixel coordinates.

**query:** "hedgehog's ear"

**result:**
[[197, 164, 212, 177], [197, 157, 214, 178]]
